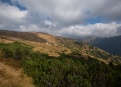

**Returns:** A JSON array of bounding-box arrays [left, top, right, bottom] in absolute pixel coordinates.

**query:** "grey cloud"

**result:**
[[15, 0, 121, 26], [116, 25, 121, 35], [94, 0, 121, 21], [1, 0, 121, 38]]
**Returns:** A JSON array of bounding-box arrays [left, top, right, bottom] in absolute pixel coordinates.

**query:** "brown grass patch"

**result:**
[[0, 61, 35, 87], [0, 37, 14, 43], [0, 30, 47, 43], [0, 58, 21, 70]]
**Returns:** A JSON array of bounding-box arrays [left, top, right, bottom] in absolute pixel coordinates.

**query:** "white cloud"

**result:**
[[17, 22, 121, 38], [0, 2, 28, 30], [0, 2, 28, 20], [59, 22, 121, 38], [19, 24, 40, 31], [43, 20, 56, 28]]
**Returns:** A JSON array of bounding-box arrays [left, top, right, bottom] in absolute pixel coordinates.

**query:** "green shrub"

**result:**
[[0, 42, 121, 87]]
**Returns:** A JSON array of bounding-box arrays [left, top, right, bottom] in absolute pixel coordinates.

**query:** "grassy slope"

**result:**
[[0, 57, 35, 87], [0, 30, 121, 87], [0, 30, 121, 64]]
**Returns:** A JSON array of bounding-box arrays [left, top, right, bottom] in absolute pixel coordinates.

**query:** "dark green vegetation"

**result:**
[[0, 42, 121, 87], [85, 36, 121, 56]]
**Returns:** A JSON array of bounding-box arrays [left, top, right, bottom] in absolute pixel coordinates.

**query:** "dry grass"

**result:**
[[0, 37, 14, 43], [0, 58, 21, 69], [0, 59, 35, 87], [0, 30, 47, 43], [0, 31, 116, 63], [0, 32, 109, 58], [36, 32, 58, 45], [2, 32, 71, 57]]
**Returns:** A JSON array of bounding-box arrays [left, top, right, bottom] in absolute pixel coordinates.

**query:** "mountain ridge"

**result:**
[[81, 35, 121, 56]]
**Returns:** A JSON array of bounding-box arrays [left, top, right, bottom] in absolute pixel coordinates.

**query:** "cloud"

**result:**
[[95, 0, 121, 21], [19, 24, 40, 31], [18, 20, 57, 33], [58, 22, 121, 38], [116, 24, 121, 35], [0, 0, 121, 38], [42, 20, 57, 28], [17, 22, 121, 38], [0, 2, 28, 20], [15, 0, 121, 25], [0, 2, 28, 30]]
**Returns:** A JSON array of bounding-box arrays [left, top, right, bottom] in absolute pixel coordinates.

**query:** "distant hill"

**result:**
[[0, 30, 47, 43], [81, 36, 121, 56]]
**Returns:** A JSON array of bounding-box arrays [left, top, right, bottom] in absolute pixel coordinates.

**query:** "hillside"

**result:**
[[0, 30, 121, 64], [0, 30, 121, 87], [0, 60, 35, 87], [82, 36, 121, 56]]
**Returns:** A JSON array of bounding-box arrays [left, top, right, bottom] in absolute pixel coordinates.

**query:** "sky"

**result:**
[[0, 0, 121, 38]]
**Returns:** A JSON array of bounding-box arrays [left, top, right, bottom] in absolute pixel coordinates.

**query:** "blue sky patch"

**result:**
[[1, 0, 26, 11], [85, 17, 106, 24]]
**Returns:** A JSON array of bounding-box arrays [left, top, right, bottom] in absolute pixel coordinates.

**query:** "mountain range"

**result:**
[[80, 36, 121, 56]]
